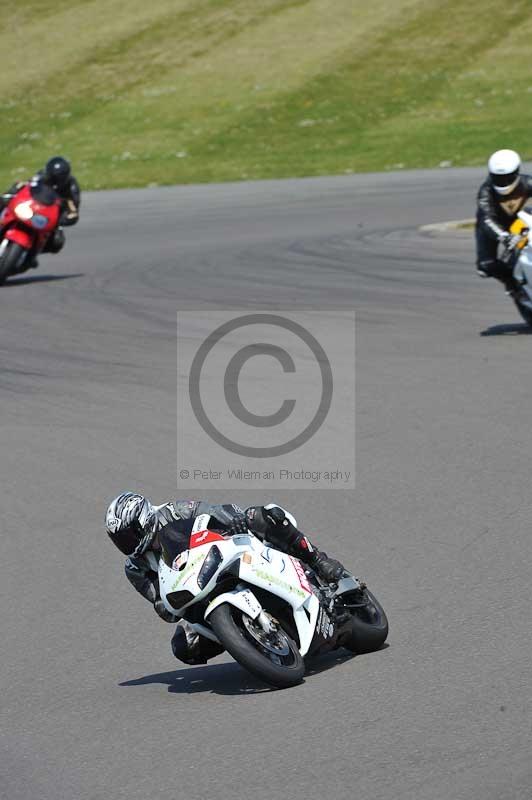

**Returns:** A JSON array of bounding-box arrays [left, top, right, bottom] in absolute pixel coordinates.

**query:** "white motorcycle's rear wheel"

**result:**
[[342, 588, 389, 654], [209, 603, 305, 688]]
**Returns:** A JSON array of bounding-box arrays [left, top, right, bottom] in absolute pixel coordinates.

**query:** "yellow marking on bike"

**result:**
[[253, 568, 305, 598]]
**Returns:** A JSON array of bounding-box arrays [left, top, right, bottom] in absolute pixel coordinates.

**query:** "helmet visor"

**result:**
[[107, 519, 144, 556], [491, 169, 519, 190]]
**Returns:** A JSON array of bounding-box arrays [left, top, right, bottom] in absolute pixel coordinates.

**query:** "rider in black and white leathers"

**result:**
[[106, 494, 345, 665], [124, 501, 239, 614], [124, 500, 243, 665], [476, 155, 532, 292]]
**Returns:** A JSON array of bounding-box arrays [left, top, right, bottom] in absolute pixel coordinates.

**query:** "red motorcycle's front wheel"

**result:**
[[0, 241, 27, 285]]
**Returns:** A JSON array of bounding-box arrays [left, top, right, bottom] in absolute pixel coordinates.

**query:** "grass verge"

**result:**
[[1, 0, 532, 189]]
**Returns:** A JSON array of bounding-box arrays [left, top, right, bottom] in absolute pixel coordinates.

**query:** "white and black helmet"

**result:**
[[106, 491, 154, 556], [488, 149, 521, 196]]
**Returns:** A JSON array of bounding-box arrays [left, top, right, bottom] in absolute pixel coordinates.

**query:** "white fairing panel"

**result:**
[[158, 547, 207, 611], [157, 529, 320, 654], [158, 532, 253, 613], [515, 252, 532, 308], [238, 546, 319, 655], [514, 212, 532, 309], [192, 514, 211, 533], [205, 588, 262, 620], [292, 599, 321, 655]]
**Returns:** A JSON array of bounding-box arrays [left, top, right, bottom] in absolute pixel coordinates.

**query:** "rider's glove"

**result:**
[[228, 513, 248, 536], [263, 505, 287, 528], [261, 505, 304, 551], [154, 599, 179, 623], [500, 232, 524, 252]]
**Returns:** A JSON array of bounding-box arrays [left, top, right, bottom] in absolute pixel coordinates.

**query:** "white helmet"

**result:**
[[488, 149, 521, 195]]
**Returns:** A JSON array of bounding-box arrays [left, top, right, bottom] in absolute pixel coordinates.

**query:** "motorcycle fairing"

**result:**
[[514, 210, 532, 314], [205, 587, 262, 620], [237, 548, 320, 655], [158, 529, 322, 654], [4, 226, 33, 249]]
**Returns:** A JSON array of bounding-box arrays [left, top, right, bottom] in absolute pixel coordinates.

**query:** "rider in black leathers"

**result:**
[[0, 156, 80, 267], [106, 493, 346, 665], [476, 149, 532, 294]]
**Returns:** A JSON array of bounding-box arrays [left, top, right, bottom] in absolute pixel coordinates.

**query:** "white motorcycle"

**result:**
[[509, 209, 532, 325], [151, 514, 388, 688]]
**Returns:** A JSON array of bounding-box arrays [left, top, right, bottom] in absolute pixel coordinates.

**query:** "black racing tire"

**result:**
[[0, 241, 26, 285], [342, 588, 389, 654], [209, 603, 305, 688]]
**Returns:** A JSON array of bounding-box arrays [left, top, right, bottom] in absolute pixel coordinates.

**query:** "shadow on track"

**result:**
[[480, 322, 532, 336], [119, 648, 373, 696], [2, 273, 84, 287]]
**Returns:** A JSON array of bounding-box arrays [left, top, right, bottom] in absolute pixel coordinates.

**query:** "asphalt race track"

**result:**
[[1, 168, 531, 800]]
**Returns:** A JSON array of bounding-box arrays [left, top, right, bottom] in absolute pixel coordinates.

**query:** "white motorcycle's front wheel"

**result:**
[[209, 603, 305, 688]]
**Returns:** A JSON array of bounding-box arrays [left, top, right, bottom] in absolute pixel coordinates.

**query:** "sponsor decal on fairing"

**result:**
[[289, 556, 312, 594], [172, 551, 189, 570]]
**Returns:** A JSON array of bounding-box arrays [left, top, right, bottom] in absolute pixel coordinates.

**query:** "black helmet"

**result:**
[[106, 492, 154, 556], [43, 156, 71, 191]]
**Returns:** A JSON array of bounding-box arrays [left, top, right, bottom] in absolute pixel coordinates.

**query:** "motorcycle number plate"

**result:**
[[236, 589, 262, 618], [31, 214, 49, 229]]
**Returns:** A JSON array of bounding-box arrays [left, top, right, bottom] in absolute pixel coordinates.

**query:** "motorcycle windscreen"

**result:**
[[29, 180, 59, 206], [158, 518, 195, 567]]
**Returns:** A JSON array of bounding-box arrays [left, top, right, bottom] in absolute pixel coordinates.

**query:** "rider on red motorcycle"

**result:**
[[0, 156, 80, 268]]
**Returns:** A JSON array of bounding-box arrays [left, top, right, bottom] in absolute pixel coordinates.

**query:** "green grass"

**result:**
[[1, 0, 532, 189]]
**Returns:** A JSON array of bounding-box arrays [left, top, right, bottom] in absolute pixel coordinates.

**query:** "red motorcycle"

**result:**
[[0, 181, 61, 284]]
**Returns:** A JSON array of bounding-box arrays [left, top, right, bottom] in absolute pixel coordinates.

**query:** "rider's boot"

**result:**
[[171, 621, 224, 665], [504, 277, 522, 296], [254, 505, 347, 585], [306, 550, 346, 584]]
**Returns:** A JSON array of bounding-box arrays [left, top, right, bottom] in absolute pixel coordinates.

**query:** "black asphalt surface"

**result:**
[[1, 169, 531, 800]]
